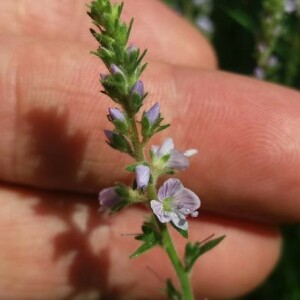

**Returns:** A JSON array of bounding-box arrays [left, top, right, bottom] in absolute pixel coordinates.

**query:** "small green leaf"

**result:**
[[125, 161, 149, 172], [130, 222, 162, 258], [166, 279, 182, 300], [222, 7, 257, 33], [184, 235, 225, 272], [155, 124, 170, 133], [113, 119, 128, 134], [198, 235, 225, 256], [170, 222, 188, 239], [184, 242, 201, 273]]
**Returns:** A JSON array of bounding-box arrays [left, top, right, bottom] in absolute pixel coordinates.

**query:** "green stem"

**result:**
[[147, 184, 194, 299], [160, 223, 194, 300], [128, 113, 144, 162], [126, 109, 194, 299]]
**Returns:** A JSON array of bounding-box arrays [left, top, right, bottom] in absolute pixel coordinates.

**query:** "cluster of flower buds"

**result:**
[[89, 0, 200, 230]]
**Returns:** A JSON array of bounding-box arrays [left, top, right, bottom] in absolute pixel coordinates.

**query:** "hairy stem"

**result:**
[[128, 113, 144, 162], [129, 114, 194, 299], [161, 223, 195, 300]]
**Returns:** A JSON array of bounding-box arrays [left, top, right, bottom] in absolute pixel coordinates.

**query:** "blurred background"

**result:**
[[163, 0, 300, 299]]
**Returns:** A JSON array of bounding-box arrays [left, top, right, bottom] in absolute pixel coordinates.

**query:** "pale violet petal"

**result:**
[[183, 149, 198, 157], [170, 212, 188, 230], [108, 107, 126, 122], [151, 145, 159, 155], [145, 103, 160, 125], [172, 188, 201, 215], [131, 80, 144, 97], [168, 149, 189, 170], [99, 187, 120, 209], [158, 178, 183, 201], [136, 165, 150, 189], [157, 137, 174, 157], [191, 211, 199, 218], [150, 200, 172, 223]]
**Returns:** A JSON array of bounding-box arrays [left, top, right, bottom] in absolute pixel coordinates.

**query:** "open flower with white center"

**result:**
[[151, 137, 197, 171], [150, 178, 200, 230]]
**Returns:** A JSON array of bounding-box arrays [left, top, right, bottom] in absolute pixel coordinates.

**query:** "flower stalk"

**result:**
[[88, 1, 224, 298]]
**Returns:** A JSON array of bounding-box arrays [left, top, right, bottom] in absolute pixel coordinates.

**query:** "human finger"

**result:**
[[1, 39, 300, 221], [0, 185, 281, 299], [0, 0, 217, 68]]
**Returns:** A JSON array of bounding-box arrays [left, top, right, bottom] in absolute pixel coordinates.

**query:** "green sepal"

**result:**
[[130, 221, 162, 258], [107, 132, 133, 155], [101, 77, 125, 103], [129, 92, 143, 113], [126, 161, 149, 172], [108, 198, 129, 214], [166, 279, 182, 300], [107, 183, 131, 214], [113, 119, 128, 134], [170, 222, 188, 239], [108, 183, 145, 214], [141, 112, 170, 139], [184, 235, 225, 272], [161, 154, 171, 164], [155, 123, 170, 134], [141, 113, 151, 137]]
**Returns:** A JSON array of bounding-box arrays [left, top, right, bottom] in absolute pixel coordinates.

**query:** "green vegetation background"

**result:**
[[163, 0, 300, 299]]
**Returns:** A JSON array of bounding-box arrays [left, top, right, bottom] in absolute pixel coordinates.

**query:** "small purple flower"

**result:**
[[108, 107, 126, 122], [150, 178, 200, 230], [110, 64, 124, 75], [104, 129, 114, 143], [151, 138, 197, 171], [254, 67, 265, 80], [195, 16, 214, 34], [285, 0, 297, 13], [99, 187, 120, 210], [145, 103, 160, 125], [131, 80, 144, 98], [136, 165, 150, 189]]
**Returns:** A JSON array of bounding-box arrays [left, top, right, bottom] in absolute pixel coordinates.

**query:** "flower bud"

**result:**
[[127, 44, 137, 54], [145, 103, 160, 125], [99, 187, 120, 210], [135, 165, 150, 190], [110, 64, 124, 76], [131, 80, 144, 98], [104, 129, 114, 143], [108, 108, 126, 122]]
